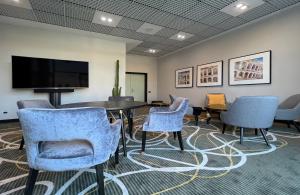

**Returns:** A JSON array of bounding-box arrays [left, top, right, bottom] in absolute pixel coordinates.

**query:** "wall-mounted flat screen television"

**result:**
[[12, 56, 89, 88]]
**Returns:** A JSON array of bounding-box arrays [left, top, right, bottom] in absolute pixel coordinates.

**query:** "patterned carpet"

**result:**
[[0, 110, 300, 195]]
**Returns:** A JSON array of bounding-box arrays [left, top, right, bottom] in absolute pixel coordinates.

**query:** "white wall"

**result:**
[[126, 54, 158, 102], [0, 23, 126, 120], [157, 5, 300, 106]]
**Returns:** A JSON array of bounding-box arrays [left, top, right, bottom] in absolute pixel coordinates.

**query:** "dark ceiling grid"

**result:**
[[265, 0, 300, 9], [0, 0, 299, 57], [64, 2, 95, 22], [29, 0, 64, 16], [116, 17, 144, 31], [34, 11, 65, 26], [90, 23, 114, 34]]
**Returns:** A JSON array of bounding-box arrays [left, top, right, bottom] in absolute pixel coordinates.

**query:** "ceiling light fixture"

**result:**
[[107, 18, 113, 23], [148, 49, 156, 54], [240, 5, 248, 10], [236, 3, 243, 8], [177, 34, 185, 39], [101, 16, 106, 21], [12, 0, 20, 2]]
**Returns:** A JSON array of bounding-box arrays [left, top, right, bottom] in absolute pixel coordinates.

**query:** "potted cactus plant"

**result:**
[[112, 60, 121, 96]]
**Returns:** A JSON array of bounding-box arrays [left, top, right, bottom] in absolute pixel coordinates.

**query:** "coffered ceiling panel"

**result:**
[[0, 0, 299, 57]]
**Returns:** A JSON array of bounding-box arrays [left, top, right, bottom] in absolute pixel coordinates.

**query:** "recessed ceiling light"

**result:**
[[240, 5, 248, 10], [148, 49, 156, 53], [171, 32, 193, 41], [93, 11, 122, 27], [236, 3, 243, 8], [136, 23, 163, 35], [12, 0, 19, 2], [221, 0, 264, 16], [101, 16, 107, 21]]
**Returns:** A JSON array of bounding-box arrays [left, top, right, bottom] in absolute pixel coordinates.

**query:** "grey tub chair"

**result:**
[[142, 97, 189, 152], [275, 94, 300, 131], [221, 96, 278, 146], [17, 100, 55, 150], [18, 107, 122, 195]]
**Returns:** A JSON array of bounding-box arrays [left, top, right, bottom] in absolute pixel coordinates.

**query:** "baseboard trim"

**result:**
[[0, 119, 19, 123]]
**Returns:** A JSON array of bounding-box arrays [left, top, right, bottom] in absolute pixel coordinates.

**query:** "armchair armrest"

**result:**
[[149, 107, 170, 113]]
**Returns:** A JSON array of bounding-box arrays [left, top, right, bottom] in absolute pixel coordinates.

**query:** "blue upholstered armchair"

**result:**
[[275, 94, 300, 131], [17, 99, 55, 150], [18, 107, 122, 195], [220, 96, 278, 146], [142, 97, 189, 152]]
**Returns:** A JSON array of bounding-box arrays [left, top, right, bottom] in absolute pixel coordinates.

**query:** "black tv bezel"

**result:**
[[12, 55, 89, 89]]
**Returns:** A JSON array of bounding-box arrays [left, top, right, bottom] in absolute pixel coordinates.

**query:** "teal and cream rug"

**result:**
[[0, 113, 300, 194]]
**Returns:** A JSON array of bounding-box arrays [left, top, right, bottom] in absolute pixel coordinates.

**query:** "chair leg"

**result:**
[[95, 164, 105, 195], [222, 124, 226, 134], [24, 168, 39, 195], [114, 144, 119, 168], [255, 128, 258, 136], [240, 127, 244, 144], [173, 132, 177, 140], [291, 121, 300, 132], [259, 128, 270, 146], [141, 131, 147, 152], [287, 121, 291, 128], [19, 136, 25, 150], [177, 131, 184, 151]]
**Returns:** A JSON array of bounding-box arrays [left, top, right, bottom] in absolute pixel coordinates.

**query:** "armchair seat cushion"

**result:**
[[39, 140, 93, 159]]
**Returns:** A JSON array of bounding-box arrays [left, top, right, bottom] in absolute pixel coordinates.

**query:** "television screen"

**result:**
[[12, 56, 89, 88]]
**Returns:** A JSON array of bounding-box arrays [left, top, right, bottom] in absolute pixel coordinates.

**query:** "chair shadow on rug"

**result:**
[[18, 107, 121, 195]]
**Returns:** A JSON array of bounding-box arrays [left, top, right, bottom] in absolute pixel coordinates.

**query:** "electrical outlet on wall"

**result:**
[[3, 111, 8, 114]]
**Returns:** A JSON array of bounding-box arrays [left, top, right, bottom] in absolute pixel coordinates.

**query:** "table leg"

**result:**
[[119, 110, 127, 157], [194, 114, 199, 126], [127, 110, 133, 139]]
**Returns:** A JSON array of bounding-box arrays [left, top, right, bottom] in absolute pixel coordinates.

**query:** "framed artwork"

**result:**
[[197, 61, 223, 87], [229, 50, 271, 86], [175, 67, 193, 88]]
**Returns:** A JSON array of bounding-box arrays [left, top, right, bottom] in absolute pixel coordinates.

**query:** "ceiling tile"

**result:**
[[200, 11, 232, 26], [65, 0, 99, 9], [29, 0, 64, 15], [265, 0, 300, 9], [65, 17, 92, 31], [159, 0, 199, 15], [96, 0, 132, 15], [123, 2, 157, 21], [201, 0, 237, 9], [136, 23, 163, 35], [138, 41, 157, 48], [183, 2, 218, 21], [133, 0, 167, 9], [117, 17, 143, 31], [0, 4, 36, 21], [144, 36, 166, 43], [167, 16, 195, 30], [216, 17, 247, 30], [144, 10, 177, 27], [35, 11, 64, 26], [199, 27, 224, 38], [160, 38, 181, 46], [183, 22, 209, 34], [239, 3, 279, 21], [90, 23, 114, 34], [156, 27, 179, 38], [111, 28, 149, 40], [65, 2, 95, 21]]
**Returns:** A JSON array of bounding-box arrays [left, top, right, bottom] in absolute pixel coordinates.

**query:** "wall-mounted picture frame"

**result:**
[[197, 61, 223, 87], [229, 50, 271, 86], [175, 67, 193, 88]]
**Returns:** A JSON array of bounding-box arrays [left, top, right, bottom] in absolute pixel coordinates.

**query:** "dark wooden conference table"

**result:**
[[59, 101, 147, 157]]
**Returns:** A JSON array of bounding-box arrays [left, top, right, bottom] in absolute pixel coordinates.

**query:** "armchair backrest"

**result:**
[[169, 97, 189, 114], [205, 93, 226, 106], [17, 99, 55, 109], [18, 107, 112, 167], [278, 94, 300, 109], [227, 96, 278, 128], [108, 96, 134, 102]]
